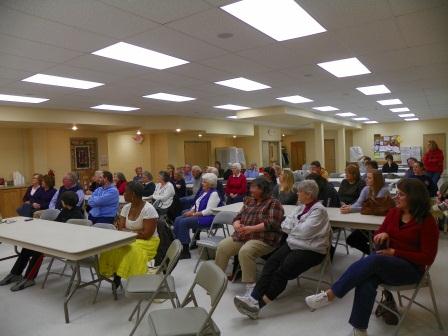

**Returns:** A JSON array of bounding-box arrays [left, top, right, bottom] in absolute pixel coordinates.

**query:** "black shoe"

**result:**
[[190, 242, 198, 250], [179, 244, 191, 260], [10, 279, 35, 292], [0, 274, 22, 286], [113, 275, 122, 289]]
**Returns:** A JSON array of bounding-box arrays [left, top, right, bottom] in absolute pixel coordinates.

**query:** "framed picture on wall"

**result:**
[[70, 138, 98, 172], [74, 146, 91, 170]]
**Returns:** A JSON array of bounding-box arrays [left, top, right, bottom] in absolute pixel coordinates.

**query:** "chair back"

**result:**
[[93, 223, 117, 230], [211, 211, 236, 226], [40, 209, 61, 221], [157, 239, 182, 275], [191, 261, 228, 308], [67, 218, 92, 226]]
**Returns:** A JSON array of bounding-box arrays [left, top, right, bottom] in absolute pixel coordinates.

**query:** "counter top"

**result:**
[[0, 185, 27, 190]]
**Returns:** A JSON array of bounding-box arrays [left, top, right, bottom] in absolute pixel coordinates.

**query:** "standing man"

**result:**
[[88, 171, 119, 224]]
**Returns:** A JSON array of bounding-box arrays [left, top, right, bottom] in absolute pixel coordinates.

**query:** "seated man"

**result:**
[[180, 165, 202, 210], [0, 191, 84, 291], [49, 172, 85, 210], [309, 161, 329, 180], [183, 163, 194, 184], [132, 166, 143, 183], [88, 171, 119, 224], [141, 171, 156, 197], [244, 163, 259, 179], [234, 180, 330, 319], [411, 161, 438, 197]]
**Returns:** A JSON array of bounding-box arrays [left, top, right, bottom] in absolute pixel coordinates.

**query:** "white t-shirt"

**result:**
[[120, 202, 159, 236]]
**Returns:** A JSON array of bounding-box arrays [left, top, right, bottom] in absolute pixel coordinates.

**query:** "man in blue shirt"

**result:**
[[183, 163, 194, 184], [88, 171, 119, 224], [244, 162, 259, 179]]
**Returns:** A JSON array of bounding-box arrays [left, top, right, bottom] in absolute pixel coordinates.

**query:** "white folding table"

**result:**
[[0, 217, 136, 323], [84, 194, 150, 204]]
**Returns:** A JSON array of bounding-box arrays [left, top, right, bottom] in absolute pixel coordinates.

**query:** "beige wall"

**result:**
[[0, 128, 31, 181]]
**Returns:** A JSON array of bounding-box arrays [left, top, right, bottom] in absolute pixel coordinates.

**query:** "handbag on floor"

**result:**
[[375, 289, 400, 325], [361, 196, 396, 216]]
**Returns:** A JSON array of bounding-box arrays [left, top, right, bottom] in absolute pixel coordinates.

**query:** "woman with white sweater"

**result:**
[[233, 180, 331, 320], [151, 171, 175, 214]]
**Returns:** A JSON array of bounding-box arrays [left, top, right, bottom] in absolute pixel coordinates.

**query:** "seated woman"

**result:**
[[411, 161, 438, 197], [342, 170, 390, 255], [172, 169, 187, 199], [381, 154, 398, 173], [263, 167, 278, 191], [151, 171, 176, 215], [272, 169, 298, 205], [234, 180, 331, 319], [215, 177, 284, 297], [225, 163, 247, 204], [338, 164, 366, 205], [306, 173, 340, 207], [17, 173, 42, 217], [99, 182, 159, 288], [173, 173, 221, 259], [141, 171, 156, 197], [114, 172, 127, 195], [306, 178, 439, 336], [17, 174, 57, 217], [1, 191, 83, 291]]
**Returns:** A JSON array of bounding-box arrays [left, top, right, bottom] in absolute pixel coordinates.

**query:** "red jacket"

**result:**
[[116, 180, 127, 195], [375, 207, 439, 270], [423, 149, 444, 173], [225, 174, 247, 196]]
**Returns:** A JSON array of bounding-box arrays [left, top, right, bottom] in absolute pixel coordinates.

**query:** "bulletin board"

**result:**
[[373, 134, 401, 161]]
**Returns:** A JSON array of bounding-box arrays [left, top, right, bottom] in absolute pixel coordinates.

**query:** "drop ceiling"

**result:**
[[0, 0, 447, 125]]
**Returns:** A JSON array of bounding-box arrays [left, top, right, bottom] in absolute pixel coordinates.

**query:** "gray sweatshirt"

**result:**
[[281, 202, 331, 255]]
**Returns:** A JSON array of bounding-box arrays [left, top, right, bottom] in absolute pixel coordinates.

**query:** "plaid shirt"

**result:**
[[232, 196, 285, 246]]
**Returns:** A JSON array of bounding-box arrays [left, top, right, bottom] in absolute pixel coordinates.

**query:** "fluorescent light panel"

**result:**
[[0, 93, 48, 103], [364, 121, 378, 124], [215, 77, 270, 91], [143, 93, 195, 102], [276, 95, 313, 103], [92, 42, 188, 70], [377, 98, 402, 106], [317, 57, 371, 78], [227, 116, 238, 119], [91, 104, 139, 111], [356, 84, 391, 95], [313, 106, 339, 112], [221, 0, 326, 41], [405, 118, 419, 121], [336, 112, 357, 117], [214, 104, 250, 110], [390, 107, 410, 112], [398, 113, 415, 118], [352, 117, 369, 121], [22, 74, 103, 89]]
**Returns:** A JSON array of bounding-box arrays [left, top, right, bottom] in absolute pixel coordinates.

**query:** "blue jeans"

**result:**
[[331, 254, 422, 330], [180, 195, 195, 210], [426, 171, 441, 186], [173, 215, 210, 245], [88, 214, 115, 224]]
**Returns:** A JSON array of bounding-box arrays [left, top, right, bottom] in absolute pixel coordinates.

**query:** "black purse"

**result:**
[[375, 289, 400, 325]]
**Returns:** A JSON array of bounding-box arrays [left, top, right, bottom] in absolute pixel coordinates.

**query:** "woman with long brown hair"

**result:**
[[272, 169, 298, 205], [423, 140, 444, 185], [338, 164, 365, 205]]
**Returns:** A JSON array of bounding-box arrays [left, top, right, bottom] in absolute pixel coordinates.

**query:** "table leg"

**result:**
[[64, 262, 81, 323], [0, 244, 19, 262]]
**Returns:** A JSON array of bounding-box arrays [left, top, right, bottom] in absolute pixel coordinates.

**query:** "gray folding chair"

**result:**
[[297, 231, 333, 294], [126, 239, 183, 336], [375, 267, 445, 335], [39, 209, 61, 221], [92, 222, 117, 230], [146, 261, 227, 336], [193, 211, 235, 273], [66, 218, 92, 226]]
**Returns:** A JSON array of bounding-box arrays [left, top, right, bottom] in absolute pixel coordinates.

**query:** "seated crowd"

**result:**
[[1, 158, 442, 336]]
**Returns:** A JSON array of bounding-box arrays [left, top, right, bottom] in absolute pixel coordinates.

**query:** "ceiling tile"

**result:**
[[0, 50, 57, 73], [201, 54, 269, 76], [388, 0, 447, 15]]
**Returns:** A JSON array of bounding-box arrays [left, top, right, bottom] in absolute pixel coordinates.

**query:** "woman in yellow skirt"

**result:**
[[100, 181, 160, 288]]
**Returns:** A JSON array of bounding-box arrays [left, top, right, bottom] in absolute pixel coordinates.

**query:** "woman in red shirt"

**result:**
[[305, 178, 439, 335], [225, 163, 247, 204], [114, 172, 127, 195], [423, 140, 444, 185]]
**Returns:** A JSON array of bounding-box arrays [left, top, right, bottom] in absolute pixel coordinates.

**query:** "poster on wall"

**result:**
[[70, 138, 98, 171], [373, 134, 401, 161]]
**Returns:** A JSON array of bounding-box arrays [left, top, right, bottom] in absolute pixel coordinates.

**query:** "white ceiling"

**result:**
[[0, 0, 447, 124]]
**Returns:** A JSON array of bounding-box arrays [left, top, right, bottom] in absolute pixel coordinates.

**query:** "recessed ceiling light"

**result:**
[[377, 98, 402, 106], [91, 104, 140, 111], [336, 112, 357, 117], [364, 121, 378, 124], [405, 118, 419, 121], [221, 0, 326, 41], [313, 106, 339, 112], [317, 57, 371, 78], [282, 134, 285, 137], [356, 84, 391, 95], [143, 93, 195, 102], [398, 113, 415, 118], [215, 77, 270, 91], [227, 116, 238, 119], [136, 130, 141, 135], [22, 74, 103, 89], [198, 134, 203, 137], [233, 135, 237, 138], [175, 128, 181, 133], [390, 107, 410, 112], [352, 117, 369, 121], [0, 93, 48, 103], [72, 125, 78, 131], [276, 95, 313, 103], [214, 104, 250, 110], [92, 42, 188, 70]]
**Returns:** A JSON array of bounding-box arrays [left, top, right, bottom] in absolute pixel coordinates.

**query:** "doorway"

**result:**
[[184, 141, 211, 168], [324, 139, 336, 173], [262, 141, 280, 167], [291, 141, 306, 170]]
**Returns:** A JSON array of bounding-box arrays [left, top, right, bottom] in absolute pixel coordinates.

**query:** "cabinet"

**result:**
[[0, 186, 28, 218]]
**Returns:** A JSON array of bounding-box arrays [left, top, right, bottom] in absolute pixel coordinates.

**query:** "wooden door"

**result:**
[[184, 141, 211, 168], [423, 133, 446, 164], [324, 139, 336, 173], [291, 141, 306, 170]]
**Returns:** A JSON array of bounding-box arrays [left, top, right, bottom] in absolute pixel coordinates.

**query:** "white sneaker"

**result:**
[[234, 295, 260, 320], [241, 284, 255, 298], [305, 291, 331, 311], [353, 329, 368, 336]]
